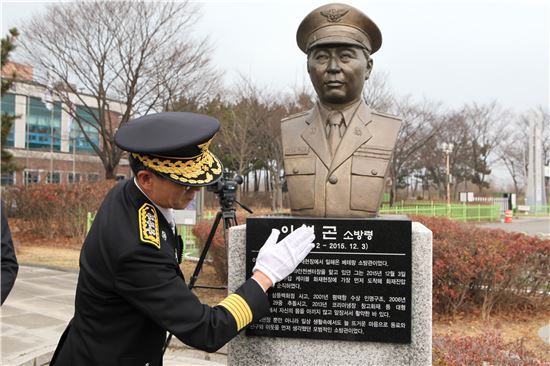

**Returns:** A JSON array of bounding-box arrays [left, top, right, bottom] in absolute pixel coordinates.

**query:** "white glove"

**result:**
[[252, 224, 315, 285]]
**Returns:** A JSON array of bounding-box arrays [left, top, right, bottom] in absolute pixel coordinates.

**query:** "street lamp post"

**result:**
[[441, 142, 454, 207]]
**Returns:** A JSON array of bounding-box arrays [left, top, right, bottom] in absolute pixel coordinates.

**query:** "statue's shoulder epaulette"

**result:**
[[281, 110, 309, 123], [138, 203, 160, 249], [371, 109, 402, 121]]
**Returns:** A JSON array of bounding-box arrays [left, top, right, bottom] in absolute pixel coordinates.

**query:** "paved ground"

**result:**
[[1, 265, 227, 366], [477, 217, 550, 238]]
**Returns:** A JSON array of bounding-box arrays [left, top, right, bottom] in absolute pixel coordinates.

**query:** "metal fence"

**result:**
[[379, 203, 501, 222]]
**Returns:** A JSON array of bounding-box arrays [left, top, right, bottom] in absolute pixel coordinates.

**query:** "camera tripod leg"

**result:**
[[189, 211, 223, 289]]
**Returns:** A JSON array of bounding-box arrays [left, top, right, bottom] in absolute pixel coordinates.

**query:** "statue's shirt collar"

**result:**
[[317, 99, 362, 127]]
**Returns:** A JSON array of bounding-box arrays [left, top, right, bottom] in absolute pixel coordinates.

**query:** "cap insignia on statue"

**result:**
[[320, 8, 349, 23]]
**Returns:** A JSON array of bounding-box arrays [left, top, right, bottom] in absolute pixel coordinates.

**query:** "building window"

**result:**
[[46, 172, 61, 184], [87, 173, 99, 182], [68, 172, 81, 184], [1, 172, 15, 186], [24, 171, 40, 185], [1, 93, 16, 147], [26, 96, 62, 151], [70, 106, 100, 153]]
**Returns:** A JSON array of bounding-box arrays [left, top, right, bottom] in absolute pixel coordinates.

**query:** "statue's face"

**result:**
[[307, 45, 372, 108]]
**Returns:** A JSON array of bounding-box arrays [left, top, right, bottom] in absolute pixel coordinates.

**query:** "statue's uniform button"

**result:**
[[293, 168, 299, 174], [371, 169, 378, 176], [328, 175, 338, 184]]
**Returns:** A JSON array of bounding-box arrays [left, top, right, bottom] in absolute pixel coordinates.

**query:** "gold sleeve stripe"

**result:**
[[227, 295, 253, 327], [225, 296, 249, 328], [220, 299, 244, 330], [217, 294, 253, 331]]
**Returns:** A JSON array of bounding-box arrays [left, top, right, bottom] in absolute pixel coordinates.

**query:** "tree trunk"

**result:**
[[389, 167, 397, 206], [104, 166, 116, 180]]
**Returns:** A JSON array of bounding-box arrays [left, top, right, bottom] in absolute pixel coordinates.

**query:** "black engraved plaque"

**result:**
[[245, 216, 412, 343]]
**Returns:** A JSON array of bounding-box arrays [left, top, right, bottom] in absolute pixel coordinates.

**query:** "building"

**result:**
[[1, 63, 130, 186]]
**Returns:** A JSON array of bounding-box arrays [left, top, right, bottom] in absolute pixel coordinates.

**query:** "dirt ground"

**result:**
[[9, 218, 550, 360]]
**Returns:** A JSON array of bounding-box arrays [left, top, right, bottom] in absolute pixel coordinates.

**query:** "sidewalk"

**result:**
[[477, 217, 550, 238], [1, 265, 227, 366]]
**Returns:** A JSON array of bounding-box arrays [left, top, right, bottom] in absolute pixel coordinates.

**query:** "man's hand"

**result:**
[[252, 225, 315, 287]]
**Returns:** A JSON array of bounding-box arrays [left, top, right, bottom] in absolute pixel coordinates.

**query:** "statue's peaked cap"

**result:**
[[297, 3, 382, 54]]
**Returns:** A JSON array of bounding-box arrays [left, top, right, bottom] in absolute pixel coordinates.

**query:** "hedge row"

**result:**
[[413, 216, 550, 317], [3, 182, 115, 239]]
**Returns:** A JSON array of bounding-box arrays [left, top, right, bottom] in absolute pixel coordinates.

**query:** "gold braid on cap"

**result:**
[[132, 140, 222, 185]]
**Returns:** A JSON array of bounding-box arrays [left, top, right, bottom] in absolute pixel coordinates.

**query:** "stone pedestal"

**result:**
[[227, 222, 432, 366]]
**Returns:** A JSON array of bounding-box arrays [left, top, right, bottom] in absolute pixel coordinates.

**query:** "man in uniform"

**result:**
[[1, 202, 18, 305], [50, 112, 315, 366], [281, 3, 402, 217]]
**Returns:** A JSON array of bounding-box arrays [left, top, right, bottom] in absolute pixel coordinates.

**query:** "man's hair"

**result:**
[[129, 154, 148, 177]]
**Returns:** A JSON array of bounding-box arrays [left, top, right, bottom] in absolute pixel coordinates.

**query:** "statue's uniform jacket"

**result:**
[[281, 100, 401, 217], [50, 179, 269, 366]]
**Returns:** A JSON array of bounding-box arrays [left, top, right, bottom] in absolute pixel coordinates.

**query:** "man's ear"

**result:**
[[364, 57, 374, 80], [136, 170, 154, 190]]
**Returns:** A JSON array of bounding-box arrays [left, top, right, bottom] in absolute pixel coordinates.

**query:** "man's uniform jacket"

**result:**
[[50, 180, 269, 366], [1, 203, 18, 304], [281, 100, 401, 217]]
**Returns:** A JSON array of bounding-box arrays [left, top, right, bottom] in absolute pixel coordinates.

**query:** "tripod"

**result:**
[[161, 199, 252, 357]]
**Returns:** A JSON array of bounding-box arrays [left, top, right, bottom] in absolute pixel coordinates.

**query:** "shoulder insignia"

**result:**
[[281, 110, 309, 123], [371, 110, 402, 121], [138, 203, 160, 249]]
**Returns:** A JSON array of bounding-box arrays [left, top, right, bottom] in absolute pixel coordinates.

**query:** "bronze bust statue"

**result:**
[[281, 3, 402, 218]]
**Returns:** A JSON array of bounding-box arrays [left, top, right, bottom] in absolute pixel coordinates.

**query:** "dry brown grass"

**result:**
[[17, 245, 81, 270]]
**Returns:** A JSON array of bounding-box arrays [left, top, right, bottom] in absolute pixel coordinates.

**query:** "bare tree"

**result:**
[[363, 70, 395, 113], [388, 96, 442, 205], [216, 78, 269, 183], [18, 2, 219, 179], [499, 138, 526, 197], [461, 102, 509, 193]]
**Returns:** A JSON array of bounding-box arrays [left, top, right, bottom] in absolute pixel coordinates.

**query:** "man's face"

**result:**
[[307, 45, 372, 108], [140, 171, 199, 210]]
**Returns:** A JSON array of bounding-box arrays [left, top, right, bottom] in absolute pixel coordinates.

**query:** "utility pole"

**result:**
[[441, 142, 454, 207]]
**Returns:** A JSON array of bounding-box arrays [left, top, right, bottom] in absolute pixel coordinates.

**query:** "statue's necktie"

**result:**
[[327, 111, 344, 156]]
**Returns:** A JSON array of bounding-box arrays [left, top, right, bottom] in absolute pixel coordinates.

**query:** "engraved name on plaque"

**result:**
[[246, 216, 412, 343]]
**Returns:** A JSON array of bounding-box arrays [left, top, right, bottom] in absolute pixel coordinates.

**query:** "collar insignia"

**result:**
[[138, 203, 160, 249], [320, 8, 349, 23]]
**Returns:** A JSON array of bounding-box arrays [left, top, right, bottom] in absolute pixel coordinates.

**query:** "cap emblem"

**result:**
[[320, 8, 349, 23]]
